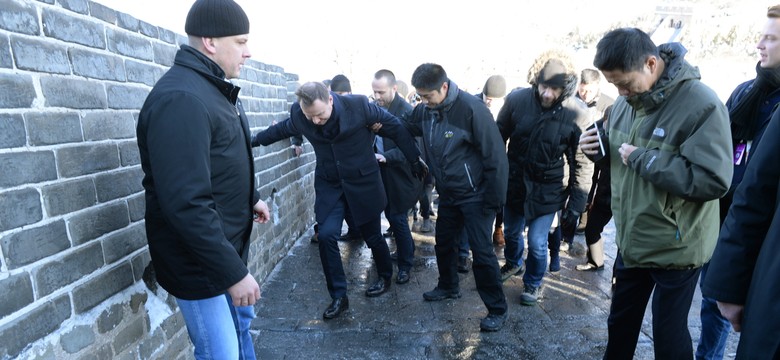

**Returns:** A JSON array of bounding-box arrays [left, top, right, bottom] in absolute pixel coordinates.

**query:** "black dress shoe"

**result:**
[[396, 270, 410, 284], [322, 297, 349, 319], [365, 278, 391, 297]]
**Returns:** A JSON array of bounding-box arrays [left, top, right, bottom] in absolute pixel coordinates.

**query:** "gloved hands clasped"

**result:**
[[410, 157, 429, 182]]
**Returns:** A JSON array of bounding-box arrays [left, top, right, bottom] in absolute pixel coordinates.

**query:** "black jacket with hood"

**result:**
[[496, 67, 593, 219]]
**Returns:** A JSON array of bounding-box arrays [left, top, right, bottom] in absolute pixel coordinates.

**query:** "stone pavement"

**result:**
[[251, 214, 740, 359]]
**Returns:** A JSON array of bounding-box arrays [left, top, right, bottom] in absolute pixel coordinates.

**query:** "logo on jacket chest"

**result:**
[[444, 130, 454, 139]]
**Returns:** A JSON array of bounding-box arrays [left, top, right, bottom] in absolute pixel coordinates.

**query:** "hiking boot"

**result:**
[[492, 226, 505, 246], [480, 312, 508, 332], [419, 219, 433, 232], [457, 256, 471, 273], [549, 254, 560, 272], [500, 263, 524, 281], [520, 286, 539, 306], [423, 287, 462, 301]]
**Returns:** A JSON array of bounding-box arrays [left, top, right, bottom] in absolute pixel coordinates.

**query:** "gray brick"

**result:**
[[139, 20, 158, 39], [127, 193, 145, 222], [139, 327, 164, 359], [112, 315, 145, 354], [102, 221, 145, 264], [0, 188, 42, 232], [0, 114, 26, 149], [56, 143, 120, 178], [70, 48, 126, 81], [0, 72, 36, 108], [119, 140, 141, 167], [0, 295, 70, 359], [88, 1, 116, 24], [42, 178, 97, 216], [107, 84, 149, 110], [125, 59, 165, 86], [42, 8, 105, 49], [40, 76, 107, 109], [160, 311, 185, 340], [0, 34, 11, 68], [130, 250, 150, 282], [0, 0, 39, 35], [67, 201, 129, 245], [0, 272, 33, 319], [158, 27, 176, 44], [95, 167, 144, 202], [60, 325, 95, 354], [58, 0, 89, 14], [152, 42, 176, 67], [0, 151, 57, 188], [1, 220, 69, 269], [35, 241, 104, 296], [107, 28, 153, 61], [82, 111, 135, 140], [72, 262, 134, 313], [25, 111, 84, 146], [96, 302, 123, 334], [10, 36, 71, 74], [116, 12, 139, 32], [75, 343, 112, 360]]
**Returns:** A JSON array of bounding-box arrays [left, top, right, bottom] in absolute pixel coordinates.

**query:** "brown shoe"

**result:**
[[492, 226, 505, 246]]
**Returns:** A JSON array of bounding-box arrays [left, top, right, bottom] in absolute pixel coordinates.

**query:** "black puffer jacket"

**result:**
[[496, 79, 593, 219]]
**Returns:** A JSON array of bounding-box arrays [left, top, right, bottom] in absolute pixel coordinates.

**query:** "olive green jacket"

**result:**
[[606, 43, 733, 268]]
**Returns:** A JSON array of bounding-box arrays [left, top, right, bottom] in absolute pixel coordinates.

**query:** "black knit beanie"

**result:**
[[185, 0, 250, 37]]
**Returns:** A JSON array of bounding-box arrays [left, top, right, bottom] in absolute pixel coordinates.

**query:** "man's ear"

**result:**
[[200, 37, 217, 55]]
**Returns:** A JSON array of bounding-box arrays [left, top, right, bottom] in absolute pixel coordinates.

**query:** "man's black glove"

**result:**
[[410, 157, 429, 182], [560, 209, 580, 231]]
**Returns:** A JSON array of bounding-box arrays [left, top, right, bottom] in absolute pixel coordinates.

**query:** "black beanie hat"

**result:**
[[482, 75, 507, 98], [185, 0, 250, 37]]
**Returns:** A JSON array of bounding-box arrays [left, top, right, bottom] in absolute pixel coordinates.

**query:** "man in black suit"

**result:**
[[371, 69, 422, 285], [252, 81, 427, 319]]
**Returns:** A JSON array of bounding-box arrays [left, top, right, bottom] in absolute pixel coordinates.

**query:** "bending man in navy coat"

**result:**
[[252, 82, 427, 319]]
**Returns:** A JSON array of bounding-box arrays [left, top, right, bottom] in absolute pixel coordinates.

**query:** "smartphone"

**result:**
[[594, 121, 606, 157]]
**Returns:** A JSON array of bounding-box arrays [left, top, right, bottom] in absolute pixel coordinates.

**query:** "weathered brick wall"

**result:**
[[0, 0, 314, 358]]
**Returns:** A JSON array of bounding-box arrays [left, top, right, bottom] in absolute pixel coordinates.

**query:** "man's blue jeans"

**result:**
[[176, 293, 256, 360], [503, 207, 555, 288], [695, 262, 731, 360]]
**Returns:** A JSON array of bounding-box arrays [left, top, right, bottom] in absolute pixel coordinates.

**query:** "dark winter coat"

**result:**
[[252, 93, 420, 226], [137, 45, 260, 300], [378, 93, 422, 215], [702, 110, 780, 359], [406, 80, 508, 210], [496, 83, 593, 219]]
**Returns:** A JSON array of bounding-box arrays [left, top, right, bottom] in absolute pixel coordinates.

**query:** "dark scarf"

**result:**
[[729, 62, 780, 140]]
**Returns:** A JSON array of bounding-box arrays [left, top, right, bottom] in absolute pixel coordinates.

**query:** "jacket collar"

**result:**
[[174, 45, 241, 104]]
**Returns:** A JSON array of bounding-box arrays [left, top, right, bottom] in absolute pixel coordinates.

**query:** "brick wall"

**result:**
[[0, 0, 314, 358]]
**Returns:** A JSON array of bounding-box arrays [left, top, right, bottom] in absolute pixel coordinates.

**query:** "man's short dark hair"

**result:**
[[580, 69, 601, 85], [330, 74, 351, 93], [411, 63, 447, 91], [374, 69, 397, 85], [593, 28, 659, 73], [295, 82, 329, 107]]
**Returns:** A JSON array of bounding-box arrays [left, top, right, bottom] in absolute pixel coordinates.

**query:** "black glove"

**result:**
[[410, 157, 429, 182], [560, 209, 580, 231]]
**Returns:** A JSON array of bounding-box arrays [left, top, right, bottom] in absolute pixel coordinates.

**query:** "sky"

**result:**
[[93, 0, 658, 94], [93, 0, 770, 99]]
